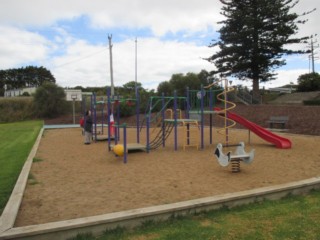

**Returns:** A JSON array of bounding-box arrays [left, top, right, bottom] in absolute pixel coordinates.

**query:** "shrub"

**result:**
[[303, 99, 320, 105], [297, 72, 320, 92], [33, 82, 68, 118], [0, 97, 35, 122], [119, 101, 136, 117]]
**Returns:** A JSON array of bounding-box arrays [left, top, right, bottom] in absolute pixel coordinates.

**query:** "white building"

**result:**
[[4, 87, 37, 97]]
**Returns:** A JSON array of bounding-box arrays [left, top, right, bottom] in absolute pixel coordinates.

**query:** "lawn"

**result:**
[[72, 190, 320, 240], [0, 120, 43, 214]]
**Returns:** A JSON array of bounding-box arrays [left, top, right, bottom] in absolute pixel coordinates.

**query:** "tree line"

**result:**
[[0, 66, 55, 96], [1, 0, 318, 100]]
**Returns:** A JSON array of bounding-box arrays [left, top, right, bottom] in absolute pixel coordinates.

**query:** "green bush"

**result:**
[[119, 101, 136, 117], [0, 97, 35, 122], [297, 72, 320, 92], [33, 82, 69, 118], [303, 99, 320, 105]]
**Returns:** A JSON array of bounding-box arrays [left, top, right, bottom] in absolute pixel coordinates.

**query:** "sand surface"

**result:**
[[15, 127, 320, 226]]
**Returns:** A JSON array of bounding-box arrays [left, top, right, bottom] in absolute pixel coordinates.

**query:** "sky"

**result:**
[[0, 0, 319, 91]]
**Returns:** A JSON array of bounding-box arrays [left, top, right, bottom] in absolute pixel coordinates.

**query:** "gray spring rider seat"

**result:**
[[214, 142, 255, 172]]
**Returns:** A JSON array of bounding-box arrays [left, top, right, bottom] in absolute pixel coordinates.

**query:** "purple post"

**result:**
[[116, 94, 120, 141], [123, 124, 127, 164], [162, 92, 165, 147], [136, 86, 140, 143], [146, 109, 150, 153], [174, 90, 178, 151], [200, 85, 204, 149], [209, 89, 213, 144], [186, 87, 190, 118], [93, 93, 97, 142], [101, 97, 105, 135], [107, 88, 111, 151], [114, 125, 118, 145], [186, 87, 190, 145]]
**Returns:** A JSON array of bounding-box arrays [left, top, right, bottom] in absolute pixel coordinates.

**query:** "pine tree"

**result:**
[[207, 0, 315, 101]]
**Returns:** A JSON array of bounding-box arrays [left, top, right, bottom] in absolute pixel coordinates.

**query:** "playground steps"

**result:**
[[182, 120, 199, 151]]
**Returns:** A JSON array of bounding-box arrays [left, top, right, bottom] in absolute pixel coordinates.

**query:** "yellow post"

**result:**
[[224, 78, 228, 147]]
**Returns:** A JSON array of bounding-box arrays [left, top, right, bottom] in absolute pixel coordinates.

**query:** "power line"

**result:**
[[54, 47, 107, 68]]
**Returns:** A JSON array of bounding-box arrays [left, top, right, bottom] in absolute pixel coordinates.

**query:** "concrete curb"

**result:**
[[1, 128, 320, 239], [1, 177, 320, 240]]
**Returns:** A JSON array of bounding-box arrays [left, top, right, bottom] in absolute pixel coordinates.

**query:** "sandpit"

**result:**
[[14, 127, 320, 226]]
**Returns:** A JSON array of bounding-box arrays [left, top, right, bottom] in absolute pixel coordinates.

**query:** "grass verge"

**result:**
[[0, 120, 43, 214], [71, 190, 320, 240]]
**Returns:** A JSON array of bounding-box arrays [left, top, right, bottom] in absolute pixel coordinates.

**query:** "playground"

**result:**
[[14, 125, 320, 227]]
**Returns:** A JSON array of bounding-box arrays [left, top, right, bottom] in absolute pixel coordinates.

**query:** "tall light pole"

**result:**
[[108, 34, 114, 96]]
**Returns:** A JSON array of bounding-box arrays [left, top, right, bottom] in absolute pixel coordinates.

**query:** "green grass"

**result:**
[[71, 190, 320, 240], [27, 173, 39, 185], [33, 157, 44, 163], [0, 120, 43, 214]]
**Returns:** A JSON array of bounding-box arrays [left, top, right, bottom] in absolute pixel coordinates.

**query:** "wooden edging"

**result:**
[[1, 127, 320, 239]]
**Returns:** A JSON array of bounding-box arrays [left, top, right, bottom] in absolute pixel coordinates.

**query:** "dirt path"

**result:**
[[15, 127, 320, 226]]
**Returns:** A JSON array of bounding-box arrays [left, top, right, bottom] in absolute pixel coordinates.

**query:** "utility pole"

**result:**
[[108, 34, 114, 96], [135, 38, 139, 144], [309, 34, 319, 73]]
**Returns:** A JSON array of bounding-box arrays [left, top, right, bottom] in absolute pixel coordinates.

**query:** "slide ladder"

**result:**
[[182, 120, 199, 150]]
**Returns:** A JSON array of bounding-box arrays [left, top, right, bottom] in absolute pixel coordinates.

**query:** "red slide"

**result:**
[[215, 108, 292, 149]]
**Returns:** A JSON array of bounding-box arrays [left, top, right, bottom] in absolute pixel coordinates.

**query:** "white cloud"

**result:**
[[291, 1, 319, 38], [88, 0, 222, 36], [0, 26, 50, 68], [50, 37, 213, 89], [0, 0, 222, 34], [0, 0, 319, 91], [50, 41, 108, 87], [266, 69, 308, 88], [0, 1, 81, 27]]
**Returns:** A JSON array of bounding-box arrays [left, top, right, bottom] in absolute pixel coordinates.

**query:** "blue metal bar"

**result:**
[[186, 87, 190, 119], [200, 85, 204, 149], [209, 89, 213, 144], [186, 87, 190, 146], [162, 92, 165, 147], [101, 97, 104, 135], [107, 88, 111, 151], [174, 90, 178, 151], [146, 109, 150, 153], [123, 124, 127, 164], [116, 94, 120, 141], [136, 86, 140, 143], [93, 93, 97, 142]]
